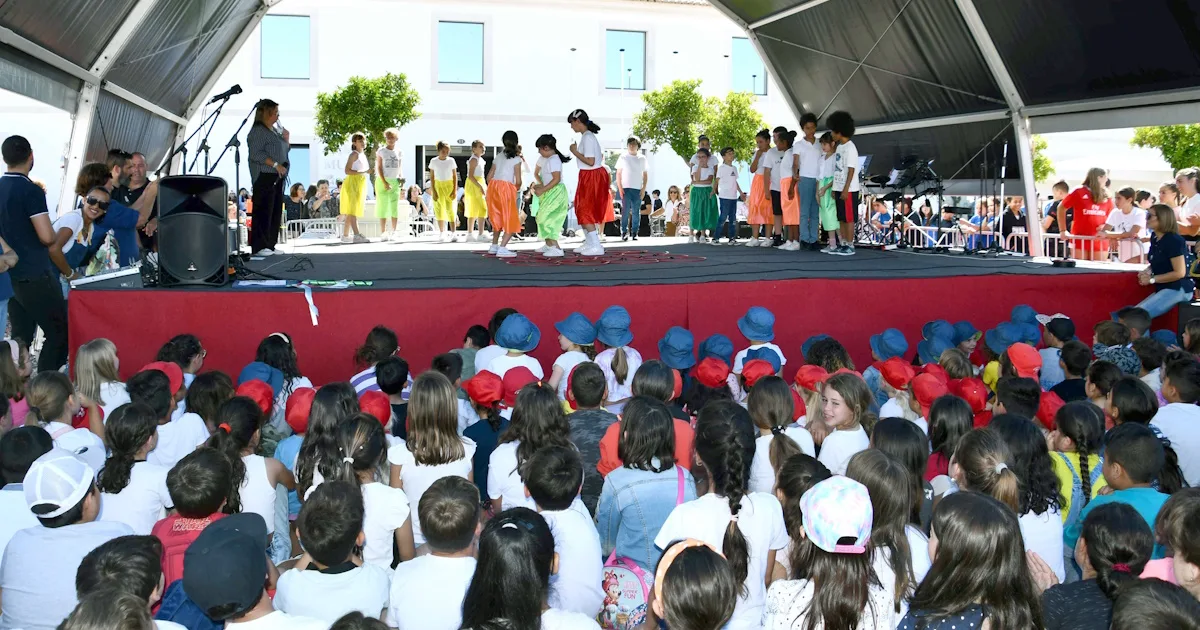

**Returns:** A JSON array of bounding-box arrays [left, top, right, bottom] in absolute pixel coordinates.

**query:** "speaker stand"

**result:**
[[211, 105, 257, 266]]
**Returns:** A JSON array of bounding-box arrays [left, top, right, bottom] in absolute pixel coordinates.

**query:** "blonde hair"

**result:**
[[611, 348, 630, 385], [939, 348, 973, 380], [822, 373, 873, 430], [668, 185, 681, 202], [881, 379, 919, 422], [75, 339, 120, 406], [26, 371, 75, 426], [1083, 167, 1110, 202], [384, 128, 399, 139], [953, 428, 1020, 512], [406, 372, 466, 465], [471, 139, 485, 150]]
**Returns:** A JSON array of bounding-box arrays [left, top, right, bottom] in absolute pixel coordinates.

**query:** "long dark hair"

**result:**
[[296, 382, 358, 498], [353, 326, 398, 368], [655, 540, 737, 630], [1054, 402, 1105, 507], [567, 109, 601, 133], [204, 396, 263, 514], [499, 383, 572, 482], [748, 376, 802, 477], [460, 508, 554, 630], [185, 371, 235, 429], [534, 134, 571, 163], [333, 413, 387, 486], [847, 449, 915, 614], [501, 130, 519, 159], [156, 334, 203, 371], [617, 396, 675, 472], [1081, 502, 1154, 600], [96, 403, 159, 495], [870, 417, 929, 525], [255, 334, 301, 391], [911, 492, 1044, 629], [989, 415, 1064, 516], [776, 454, 831, 541], [928, 395, 972, 462], [693, 400, 755, 594], [631, 360, 675, 403]]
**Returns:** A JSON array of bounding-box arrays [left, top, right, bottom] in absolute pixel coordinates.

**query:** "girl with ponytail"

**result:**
[[485, 130, 523, 257], [532, 134, 572, 258], [594, 305, 642, 414], [990, 414, 1067, 583], [206, 396, 293, 542], [778, 128, 802, 250], [654, 400, 788, 629], [295, 382, 357, 500], [747, 376, 814, 493], [950, 428, 1021, 512], [25, 371, 104, 472], [335, 413, 415, 569], [567, 108, 609, 256], [97, 402, 171, 534], [746, 128, 774, 245]]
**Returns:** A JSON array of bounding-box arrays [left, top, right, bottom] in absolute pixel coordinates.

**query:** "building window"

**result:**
[[288, 145, 310, 190], [731, 37, 767, 96], [605, 30, 646, 90], [260, 15, 311, 80], [437, 21, 484, 84]]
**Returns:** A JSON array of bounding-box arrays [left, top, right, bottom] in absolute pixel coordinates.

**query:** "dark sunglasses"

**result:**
[[85, 197, 110, 210]]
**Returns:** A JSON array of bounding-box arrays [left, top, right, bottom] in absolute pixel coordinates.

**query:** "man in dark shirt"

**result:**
[[0, 136, 68, 371], [119, 152, 156, 250]]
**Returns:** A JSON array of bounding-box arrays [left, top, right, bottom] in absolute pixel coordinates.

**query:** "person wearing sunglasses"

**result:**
[[51, 186, 108, 297], [72, 161, 159, 268]]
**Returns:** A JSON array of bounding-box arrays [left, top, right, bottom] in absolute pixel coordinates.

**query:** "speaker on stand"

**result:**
[[156, 175, 230, 287]]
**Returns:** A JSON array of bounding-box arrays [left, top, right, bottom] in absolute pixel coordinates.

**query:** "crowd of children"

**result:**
[[1, 302, 1200, 630]]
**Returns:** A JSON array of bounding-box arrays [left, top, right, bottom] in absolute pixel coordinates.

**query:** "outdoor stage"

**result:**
[[68, 238, 1154, 385]]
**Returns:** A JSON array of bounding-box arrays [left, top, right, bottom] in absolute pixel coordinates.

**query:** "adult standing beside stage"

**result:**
[[795, 113, 822, 250], [0, 135, 67, 371], [247, 98, 289, 256]]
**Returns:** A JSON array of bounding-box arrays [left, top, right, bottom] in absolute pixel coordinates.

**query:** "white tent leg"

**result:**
[[56, 83, 99, 215], [1013, 111, 1043, 258]]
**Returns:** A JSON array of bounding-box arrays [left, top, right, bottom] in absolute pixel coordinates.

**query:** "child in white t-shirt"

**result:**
[[97, 403, 173, 535], [387, 372, 475, 547], [25, 371, 106, 472], [127, 365, 208, 470], [713, 148, 746, 245], [815, 373, 872, 475], [747, 376, 815, 493], [547, 312, 597, 402], [733, 307, 787, 375], [486, 314, 545, 379], [389, 477, 480, 630], [336, 414, 415, 569]]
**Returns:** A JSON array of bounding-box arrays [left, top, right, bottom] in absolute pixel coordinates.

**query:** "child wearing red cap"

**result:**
[[463, 371, 507, 503], [907, 373, 949, 435], [792, 365, 827, 430], [816, 373, 872, 476], [358, 390, 393, 432], [684, 358, 735, 419], [878, 358, 918, 423], [274, 387, 315, 525], [747, 376, 815, 493]]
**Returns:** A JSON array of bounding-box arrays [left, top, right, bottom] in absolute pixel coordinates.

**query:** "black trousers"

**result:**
[[10, 271, 68, 372], [250, 171, 285, 252]]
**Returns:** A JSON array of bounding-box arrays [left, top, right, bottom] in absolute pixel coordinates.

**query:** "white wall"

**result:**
[[0, 91, 72, 211]]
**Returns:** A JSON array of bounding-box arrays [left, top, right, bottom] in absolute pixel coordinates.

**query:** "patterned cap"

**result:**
[[800, 476, 872, 554]]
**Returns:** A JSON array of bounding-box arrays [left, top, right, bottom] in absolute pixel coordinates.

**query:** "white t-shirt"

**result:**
[[428, 156, 457, 182], [775, 149, 796, 185], [870, 524, 931, 620], [749, 428, 816, 493], [492, 154, 521, 184], [1153, 402, 1200, 486], [691, 165, 714, 187], [225, 610, 328, 630], [655, 492, 789, 630], [539, 154, 564, 186], [378, 146, 402, 179], [819, 153, 835, 180], [240, 454, 278, 535], [98, 381, 130, 424], [487, 441, 534, 510], [0, 484, 37, 569], [553, 351, 591, 401], [1105, 207, 1147, 260], [911, 416, 929, 435], [1182, 194, 1200, 221], [388, 555, 477, 630], [1020, 508, 1065, 582], [147, 413, 210, 469], [458, 398, 480, 434], [617, 153, 648, 190], [99, 461, 173, 535], [795, 136, 822, 179], [577, 132, 603, 171], [42, 422, 106, 473], [817, 425, 870, 475], [733, 343, 787, 374], [757, 147, 781, 181], [274, 562, 390, 622], [663, 199, 679, 222], [595, 346, 644, 415], [832, 140, 861, 193], [763, 576, 895, 630], [486, 353, 545, 379], [0, 520, 135, 630], [52, 211, 84, 254], [544, 507, 604, 618], [474, 345, 506, 376], [716, 163, 740, 199], [386, 437, 475, 544], [879, 397, 905, 420], [360, 481, 412, 570], [542, 607, 603, 630]]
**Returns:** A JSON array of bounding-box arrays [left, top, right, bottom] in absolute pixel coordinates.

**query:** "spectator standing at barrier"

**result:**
[[1042, 180, 1071, 257], [283, 183, 307, 224], [246, 98, 289, 256], [0, 135, 68, 371], [1101, 187, 1147, 263], [998, 196, 1028, 253], [312, 179, 340, 219], [1135, 204, 1193, 319], [795, 112, 822, 250]]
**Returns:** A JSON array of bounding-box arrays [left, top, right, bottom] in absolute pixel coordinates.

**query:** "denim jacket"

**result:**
[[595, 462, 697, 572]]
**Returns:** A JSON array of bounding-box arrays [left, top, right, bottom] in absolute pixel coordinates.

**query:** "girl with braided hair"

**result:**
[[96, 402, 171, 534], [654, 400, 788, 629]]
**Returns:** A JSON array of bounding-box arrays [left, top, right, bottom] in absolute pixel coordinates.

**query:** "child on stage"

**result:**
[[713, 148, 745, 244], [747, 129, 774, 246], [465, 140, 488, 242], [778, 129, 801, 251], [567, 109, 607, 256], [817, 132, 841, 253], [486, 131, 522, 258], [374, 128, 402, 241], [341, 132, 370, 244], [689, 149, 717, 243], [533, 135, 571, 257], [428, 141, 459, 243]]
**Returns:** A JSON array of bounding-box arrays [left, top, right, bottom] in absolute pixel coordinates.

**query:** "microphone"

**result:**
[[208, 84, 242, 104]]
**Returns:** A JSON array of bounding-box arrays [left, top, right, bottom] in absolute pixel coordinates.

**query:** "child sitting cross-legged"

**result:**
[[151, 447, 233, 587]]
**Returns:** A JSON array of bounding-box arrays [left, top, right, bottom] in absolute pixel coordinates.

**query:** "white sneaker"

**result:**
[[535, 245, 549, 254], [353, 234, 369, 244], [390, 231, 404, 242], [495, 247, 516, 258], [543, 247, 565, 257], [253, 248, 273, 257], [580, 244, 605, 256], [487, 244, 499, 254], [449, 233, 459, 243], [743, 237, 758, 247], [340, 236, 354, 244]]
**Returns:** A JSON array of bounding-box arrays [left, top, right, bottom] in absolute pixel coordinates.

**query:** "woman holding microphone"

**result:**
[[246, 98, 289, 256]]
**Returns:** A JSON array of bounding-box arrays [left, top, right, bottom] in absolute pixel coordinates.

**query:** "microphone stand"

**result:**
[[210, 105, 258, 263], [189, 96, 230, 175], [154, 99, 228, 177]]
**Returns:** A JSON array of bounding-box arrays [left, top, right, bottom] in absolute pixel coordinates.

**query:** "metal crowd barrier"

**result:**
[[1006, 232, 1147, 263]]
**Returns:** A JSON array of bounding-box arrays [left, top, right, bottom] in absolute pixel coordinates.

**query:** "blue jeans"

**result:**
[[799, 177, 819, 243], [717, 198, 738, 239], [621, 188, 641, 236], [1135, 286, 1192, 319], [0, 298, 8, 338]]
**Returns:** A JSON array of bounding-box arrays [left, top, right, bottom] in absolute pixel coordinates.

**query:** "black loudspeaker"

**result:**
[[157, 175, 229, 287]]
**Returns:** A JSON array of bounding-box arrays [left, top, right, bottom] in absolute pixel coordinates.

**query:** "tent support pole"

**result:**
[[1013, 111, 1043, 257]]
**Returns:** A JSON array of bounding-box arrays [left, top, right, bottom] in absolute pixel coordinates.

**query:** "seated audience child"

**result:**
[[128, 367, 209, 469], [1107, 376, 1187, 494], [0, 449, 134, 630], [155, 334, 205, 389], [351, 325, 405, 395], [295, 382, 359, 500], [791, 364, 827, 428], [684, 357, 736, 418], [274, 481, 390, 622], [816, 372, 873, 475], [1116, 306, 1151, 341], [252, 332, 312, 427], [1049, 402, 1107, 532], [655, 401, 788, 629], [274, 386, 315, 523], [184, 370, 235, 433], [432, 352, 477, 432], [58, 589, 155, 630], [1065, 423, 1171, 558], [925, 395, 972, 482], [0, 426, 51, 559], [647, 539, 737, 630], [97, 403, 173, 534], [981, 321, 1020, 393], [24, 371, 105, 471], [376, 356, 411, 440], [938, 348, 973, 380], [1140, 487, 1198, 583], [747, 375, 814, 493], [336, 413, 414, 568], [1036, 314, 1075, 390], [473, 308, 518, 376], [866, 328, 910, 407], [151, 447, 233, 586], [525, 446, 604, 617], [991, 415, 1067, 582], [488, 380, 577, 512], [358, 390, 393, 435], [871, 417, 934, 530], [597, 396, 698, 573], [459, 507, 602, 630], [452, 323, 489, 387], [486, 313, 544, 378], [1110, 579, 1200, 630], [565, 362, 618, 510], [595, 306, 643, 414], [1158, 488, 1200, 601], [770, 454, 832, 580], [992, 376, 1041, 420], [627, 359, 695, 450], [1133, 337, 1167, 394], [387, 372, 473, 549], [205, 397, 294, 543], [898, 492, 1043, 629], [877, 357, 918, 421], [237, 365, 284, 441], [549, 312, 596, 401], [75, 535, 175, 620], [1050, 340, 1091, 403], [182, 513, 326, 629], [388, 477, 480, 630], [73, 338, 130, 425], [1152, 357, 1200, 487], [698, 333, 743, 404], [1032, 502, 1154, 630], [907, 373, 948, 434], [462, 370, 507, 501], [733, 307, 786, 374], [1085, 360, 1122, 416]]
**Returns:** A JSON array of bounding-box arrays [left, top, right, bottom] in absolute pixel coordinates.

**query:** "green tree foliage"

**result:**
[[1131, 125, 1200, 171], [631, 80, 708, 164], [1031, 135, 1055, 183], [314, 73, 421, 183], [704, 92, 766, 164]]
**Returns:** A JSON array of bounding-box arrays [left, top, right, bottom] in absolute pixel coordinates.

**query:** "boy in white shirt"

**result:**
[[274, 482, 390, 623], [733, 306, 787, 374], [486, 313, 545, 379], [526, 446, 604, 618], [828, 110, 861, 256], [389, 476, 481, 630], [616, 137, 649, 241], [127, 365, 207, 470], [1152, 359, 1200, 487], [713, 148, 746, 245]]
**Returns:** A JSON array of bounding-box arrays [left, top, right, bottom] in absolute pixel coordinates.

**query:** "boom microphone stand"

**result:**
[[210, 105, 258, 262]]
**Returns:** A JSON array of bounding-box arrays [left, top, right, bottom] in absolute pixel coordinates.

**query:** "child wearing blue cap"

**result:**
[[866, 328, 909, 407], [485, 314, 545, 379], [548, 313, 596, 402], [734, 307, 786, 375], [595, 306, 643, 414]]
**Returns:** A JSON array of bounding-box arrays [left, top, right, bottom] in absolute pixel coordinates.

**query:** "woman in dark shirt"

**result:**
[[1135, 204, 1194, 318], [283, 183, 307, 222]]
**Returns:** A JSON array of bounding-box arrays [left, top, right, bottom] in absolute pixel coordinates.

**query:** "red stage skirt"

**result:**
[[575, 167, 611, 225]]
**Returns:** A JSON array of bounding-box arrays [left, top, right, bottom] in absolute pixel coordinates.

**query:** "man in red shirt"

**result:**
[[1058, 167, 1113, 261], [150, 448, 231, 586]]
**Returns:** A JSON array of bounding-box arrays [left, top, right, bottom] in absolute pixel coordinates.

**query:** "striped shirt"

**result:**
[[247, 123, 290, 178], [351, 366, 414, 400]]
